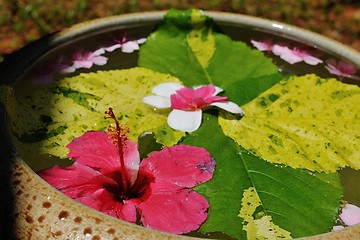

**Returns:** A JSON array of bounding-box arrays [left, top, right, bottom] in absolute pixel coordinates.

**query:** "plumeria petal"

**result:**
[[138, 189, 209, 234], [167, 109, 202, 132], [152, 82, 184, 97], [332, 225, 344, 231], [211, 101, 245, 115], [340, 204, 360, 226], [121, 41, 140, 53], [140, 144, 215, 188], [251, 38, 274, 51], [91, 55, 108, 66], [103, 43, 122, 52], [73, 60, 94, 69], [303, 55, 323, 65], [325, 59, 358, 78], [142, 95, 171, 109]]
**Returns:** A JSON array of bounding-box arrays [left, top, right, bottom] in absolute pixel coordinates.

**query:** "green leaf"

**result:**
[[182, 113, 342, 239], [5, 68, 185, 170], [139, 9, 279, 90], [219, 74, 360, 172]]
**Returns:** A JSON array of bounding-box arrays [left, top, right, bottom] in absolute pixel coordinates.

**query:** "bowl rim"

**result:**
[[2, 10, 360, 240]]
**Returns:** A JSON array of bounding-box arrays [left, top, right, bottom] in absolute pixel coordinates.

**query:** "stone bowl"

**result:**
[[0, 11, 359, 239]]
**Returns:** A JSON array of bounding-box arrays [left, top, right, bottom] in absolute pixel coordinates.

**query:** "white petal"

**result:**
[[142, 95, 171, 108], [152, 82, 184, 97], [136, 38, 147, 44], [167, 109, 202, 132], [213, 86, 224, 95], [211, 101, 245, 115]]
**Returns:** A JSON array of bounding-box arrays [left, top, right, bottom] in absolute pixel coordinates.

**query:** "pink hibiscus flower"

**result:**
[[325, 59, 360, 80], [143, 83, 244, 132], [37, 108, 215, 234], [70, 48, 108, 69]]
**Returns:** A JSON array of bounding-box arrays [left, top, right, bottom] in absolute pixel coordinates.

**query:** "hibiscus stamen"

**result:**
[[105, 107, 130, 195]]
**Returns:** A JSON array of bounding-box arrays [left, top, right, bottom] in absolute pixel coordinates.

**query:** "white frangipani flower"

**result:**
[[143, 82, 244, 132]]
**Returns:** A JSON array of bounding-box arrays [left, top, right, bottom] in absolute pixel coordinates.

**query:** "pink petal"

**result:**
[[140, 144, 215, 188], [67, 131, 140, 179], [67, 131, 120, 171], [92, 56, 108, 66], [103, 44, 122, 52], [138, 189, 209, 234], [251, 39, 273, 51], [92, 48, 105, 56], [73, 60, 93, 69], [303, 55, 323, 65], [122, 41, 140, 53], [167, 109, 202, 132], [340, 204, 360, 226], [77, 188, 138, 223], [211, 101, 245, 115], [37, 162, 113, 199], [142, 95, 171, 109]]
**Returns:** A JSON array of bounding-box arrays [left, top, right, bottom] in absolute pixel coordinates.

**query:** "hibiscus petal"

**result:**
[[138, 189, 209, 234], [140, 144, 215, 188], [37, 162, 113, 199], [211, 101, 245, 115], [67, 131, 121, 173], [152, 82, 184, 97], [340, 204, 360, 226], [77, 188, 138, 223], [142, 95, 171, 108], [167, 109, 202, 132]]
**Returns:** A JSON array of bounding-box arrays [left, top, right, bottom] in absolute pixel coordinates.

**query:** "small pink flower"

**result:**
[[33, 56, 75, 84], [103, 36, 147, 53], [71, 48, 108, 69], [325, 59, 359, 79], [250, 38, 274, 52], [272, 43, 323, 65], [332, 203, 360, 231], [37, 108, 215, 234], [143, 83, 244, 132]]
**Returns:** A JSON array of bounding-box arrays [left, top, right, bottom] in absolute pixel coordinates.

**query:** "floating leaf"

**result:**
[[3, 68, 185, 170], [139, 9, 279, 90], [219, 74, 360, 173], [239, 187, 292, 240], [182, 113, 342, 239]]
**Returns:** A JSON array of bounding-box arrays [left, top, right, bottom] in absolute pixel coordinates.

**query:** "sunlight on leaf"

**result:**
[[239, 187, 292, 240], [219, 74, 360, 173], [2, 68, 185, 170]]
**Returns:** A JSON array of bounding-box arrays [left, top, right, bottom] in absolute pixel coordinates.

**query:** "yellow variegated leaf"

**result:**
[[219, 74, 360, 172]]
